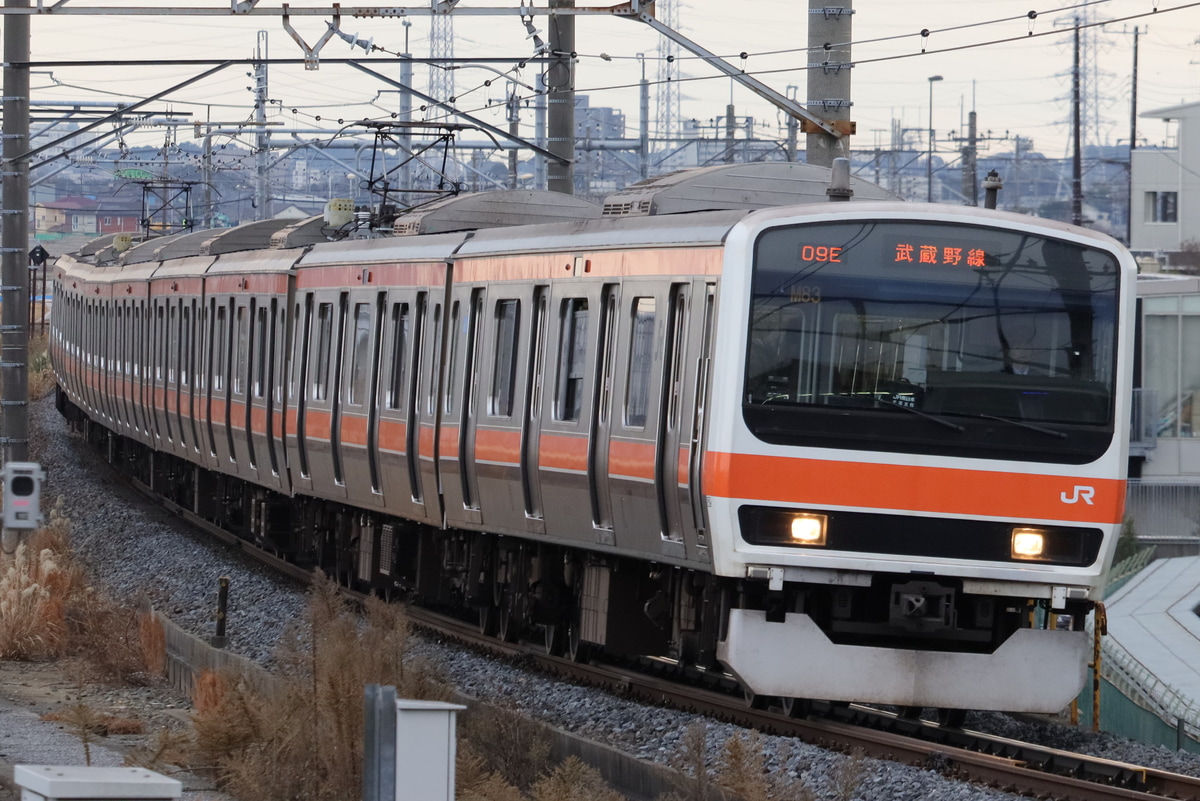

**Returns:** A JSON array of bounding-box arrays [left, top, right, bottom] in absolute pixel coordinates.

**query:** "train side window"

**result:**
[[349, 302, 372, 406], [167, 305, 178, 384], [154, 305, 165, 381], [386, 303, 410, 411], [233, 304, 248, 396], [554, 298, 589, 423], [213, 305, 227, 392], [445, 301, 462, 414], [313, 301, 334, 401], [624, 297, 657, 428], [491, 299, 520, 417], [254, 305, 268, 399]]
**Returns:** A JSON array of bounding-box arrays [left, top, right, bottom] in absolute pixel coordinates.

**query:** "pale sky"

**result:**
[[15, 0, 1200, 164]]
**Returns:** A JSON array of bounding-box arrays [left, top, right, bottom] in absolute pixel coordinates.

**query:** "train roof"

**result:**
[[454, 209, 750, 259], [300, 231, 472, 267], [392, 190, 601, 235], [600, 162, 898, 217]]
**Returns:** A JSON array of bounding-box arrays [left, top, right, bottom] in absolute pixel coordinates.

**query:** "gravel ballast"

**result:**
[[25, 394, 1200, 800]]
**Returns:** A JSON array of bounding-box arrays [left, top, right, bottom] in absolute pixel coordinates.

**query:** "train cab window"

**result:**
[[349, 302, 372, 406], [554, 298, 588, 423], [624, 297, 656, 428], [313, 302, 334, 401], [386, 302, 410, 411], [490, 299, 520, 417], [745, 219, 1121, 463]]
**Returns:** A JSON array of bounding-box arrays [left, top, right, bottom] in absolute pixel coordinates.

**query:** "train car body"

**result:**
[[51, 181, 1136, 715]]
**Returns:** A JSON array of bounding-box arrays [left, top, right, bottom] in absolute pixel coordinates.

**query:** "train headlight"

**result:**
[[790, 513, 827, 546], [1011, 528, 1047, 560]]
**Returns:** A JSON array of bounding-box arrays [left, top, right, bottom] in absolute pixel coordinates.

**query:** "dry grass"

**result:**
[[138, 612, 167, 677], [459, 703, 553, 792], [27, 333, 54, 400], [191, 570, 453, 801], [658, 723, 818, 801]]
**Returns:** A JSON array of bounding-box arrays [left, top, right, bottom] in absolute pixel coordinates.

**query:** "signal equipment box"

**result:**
[[2, 461, 45, 530]]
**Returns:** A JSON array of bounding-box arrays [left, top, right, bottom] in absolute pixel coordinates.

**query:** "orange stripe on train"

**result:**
[[703, 452, 1126, 525]]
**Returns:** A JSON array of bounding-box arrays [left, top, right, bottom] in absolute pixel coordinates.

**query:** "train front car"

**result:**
[[706, 203, 1135, 714]]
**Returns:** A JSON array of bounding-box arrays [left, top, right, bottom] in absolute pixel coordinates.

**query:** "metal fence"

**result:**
[[1125, 480, 1200, 541]]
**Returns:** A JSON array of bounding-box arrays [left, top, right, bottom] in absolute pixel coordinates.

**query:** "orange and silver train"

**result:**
[[50, 168, 1135, 715]]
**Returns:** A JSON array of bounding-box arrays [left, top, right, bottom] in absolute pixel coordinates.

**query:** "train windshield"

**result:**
[[745, 219, 1121, 463]]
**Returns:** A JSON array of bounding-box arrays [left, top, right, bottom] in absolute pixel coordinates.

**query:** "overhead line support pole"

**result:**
[[629, 3, 842, 143], [2, 0, 30, 467], [546, 0, 575, 194]]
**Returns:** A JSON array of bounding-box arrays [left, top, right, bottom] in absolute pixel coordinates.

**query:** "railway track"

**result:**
[[142, 479, 1200, 801]]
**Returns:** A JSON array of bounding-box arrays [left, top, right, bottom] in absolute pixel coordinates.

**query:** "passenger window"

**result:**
[[624, 297, 656, 428], [313, 302, 333, 401], [213, 306, 227, 392], [233, 305, 247, 395], [491, 299, 520, 417], [386, 303, 410, 411], [554, 298, 588, 422], [349, 303, 372, 406], [255, 306, 268, 398]]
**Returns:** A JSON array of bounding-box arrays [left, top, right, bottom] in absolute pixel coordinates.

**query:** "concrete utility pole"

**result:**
[[400, 20, 413, 203], [546, 0, 575, 194], [2, 0, 31, 465], [254, 31, 271, 220], [638, 55, 650, 180], [805, 0, 853, 167], [961, 110, 978, 206]]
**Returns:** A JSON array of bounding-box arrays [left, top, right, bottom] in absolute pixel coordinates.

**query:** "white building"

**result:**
[[1130, 101, 1199, 256]]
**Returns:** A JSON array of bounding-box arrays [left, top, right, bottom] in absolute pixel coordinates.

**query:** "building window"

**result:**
[[1146, 191, 1178, 223], [102, 217, 112, 226]]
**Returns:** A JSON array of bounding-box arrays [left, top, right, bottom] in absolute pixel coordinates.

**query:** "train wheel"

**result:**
[[543, 623, 563, 656], [897, 706, 924, 720], [565, 617, 589, 663], [936, 708, 967, 728], [781, 697, 812, 719], [478, 604, 496, 636], [743, 688, 771, 710]]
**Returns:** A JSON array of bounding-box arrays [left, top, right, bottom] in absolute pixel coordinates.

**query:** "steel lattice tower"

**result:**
[[654, 0, 681, 144], [428, 13, 455, 106], [1064, 9, 1117, 153]]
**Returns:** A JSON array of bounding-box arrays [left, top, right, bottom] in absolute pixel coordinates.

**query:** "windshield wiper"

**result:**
[[973, 413, 1067, 439], [873, 396, 965, 432]]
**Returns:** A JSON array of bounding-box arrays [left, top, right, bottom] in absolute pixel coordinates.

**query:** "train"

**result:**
[[49, 163, 1136, 717]]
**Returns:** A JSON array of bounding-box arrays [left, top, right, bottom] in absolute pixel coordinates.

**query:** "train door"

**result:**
[[287, 294, 315, 494], [338, 291, 386, 508], [537, 282, 604, 544], [375, 290, 425, 521], [415, 294, 446, 525], [519, 286, 548, 532], [265, 298, 286, 483], [228, 299, 253, 474], [655, 283, 690, 555], [683, 282, 717, 555], [170, 300, 187, 456], [440, 286, 484, 527], [604, 281, 682, 556], [587, 284, 619, 543], [473, 285, 543, 536], [303, 291, 350, 501]]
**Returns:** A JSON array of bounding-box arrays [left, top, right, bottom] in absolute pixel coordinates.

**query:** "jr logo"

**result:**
[[1061, 486, 1095, 505]]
